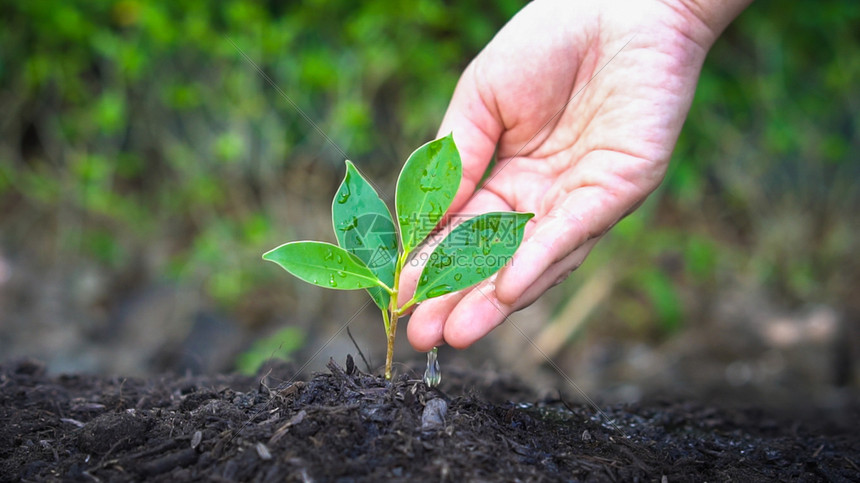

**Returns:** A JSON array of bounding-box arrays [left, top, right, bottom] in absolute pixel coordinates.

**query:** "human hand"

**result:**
[[402, 0, 751, 351]]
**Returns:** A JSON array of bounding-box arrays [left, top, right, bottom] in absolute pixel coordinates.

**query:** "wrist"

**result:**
[[662, 0, 754, 49]]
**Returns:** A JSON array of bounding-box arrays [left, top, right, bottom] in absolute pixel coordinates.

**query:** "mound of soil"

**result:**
[[1, 357, 857, 481]]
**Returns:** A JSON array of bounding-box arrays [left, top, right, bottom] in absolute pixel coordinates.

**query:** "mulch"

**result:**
[[1, 357, 858, 481]]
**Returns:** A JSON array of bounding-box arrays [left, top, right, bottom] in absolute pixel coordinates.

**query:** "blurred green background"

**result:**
[[0, 1, 857, 406]]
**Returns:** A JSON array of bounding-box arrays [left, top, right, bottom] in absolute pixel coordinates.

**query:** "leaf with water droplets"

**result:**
[[395, 133, 461, 255], [332, 160, 397, 309], [263, 241, 383, 291], [413, 212, 533, 303]]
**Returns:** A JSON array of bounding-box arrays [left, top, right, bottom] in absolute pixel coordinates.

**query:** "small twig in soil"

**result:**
[[811, 443, 824, 458], [557, 390, 576, 413], [346, 327, 373, 374], [326, 358, 359, 390]]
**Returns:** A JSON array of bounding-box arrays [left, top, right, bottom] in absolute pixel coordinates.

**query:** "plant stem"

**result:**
[[384, 305, 398, 379], [381, 307, 390, 336], [384, 251, 412, 379], [397, 297, 417, 315]]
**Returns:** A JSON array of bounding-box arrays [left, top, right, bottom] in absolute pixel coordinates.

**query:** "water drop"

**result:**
[[328, 274, 337, 287], [423, 347, 441, 387], [324, 250, 334, 261], [419, 183, 441, 193], [338, 216, 358, 232], [453, 273, 462, 282], [337, 270, 347, 278], [336, 184, 351, 204], [336, 255, 343, 264], [425, 284, 452, 298], [427, 201, 442, 219]]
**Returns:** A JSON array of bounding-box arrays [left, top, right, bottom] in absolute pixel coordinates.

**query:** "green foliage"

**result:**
[[263, 241, 385, 290], [0, 0, 526, 310], [332, 161, 398, 310], [263, 136, 531, 378], [236, 327, 305, 375], [1, 0, 857, 359], [635, 269, 683, 332], [413, 212, 532, 304], [395, 134, 462, 253]]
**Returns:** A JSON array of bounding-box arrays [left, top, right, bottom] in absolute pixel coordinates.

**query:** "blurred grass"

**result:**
[[0, 0, 857, 373], [0, 0, 524, 316], [236, 326, 304, 375]]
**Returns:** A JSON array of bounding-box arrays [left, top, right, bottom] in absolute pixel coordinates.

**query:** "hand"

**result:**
[[402, 0, 750, 350]]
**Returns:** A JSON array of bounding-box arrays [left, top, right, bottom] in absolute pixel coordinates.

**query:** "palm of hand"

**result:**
[[404, 0, 713, 350]]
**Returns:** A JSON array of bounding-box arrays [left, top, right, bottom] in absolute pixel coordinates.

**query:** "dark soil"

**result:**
[[1, 357, 858, 482]]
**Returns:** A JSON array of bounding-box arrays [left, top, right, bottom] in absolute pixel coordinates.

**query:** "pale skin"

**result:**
[[401, 0, 753, 351]]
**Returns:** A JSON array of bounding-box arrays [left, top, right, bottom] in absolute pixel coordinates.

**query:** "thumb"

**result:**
[[435, 61, 503, 216]]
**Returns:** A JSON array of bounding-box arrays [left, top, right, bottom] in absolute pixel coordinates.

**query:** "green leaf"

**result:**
[[395, 133, 462, 254], [332, 160, 397, 310], [413, 212, 533, 303], [262, 241, 383, 290]]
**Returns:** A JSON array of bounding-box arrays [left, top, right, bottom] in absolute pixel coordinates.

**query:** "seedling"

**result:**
[[263, 134, 532, 380]]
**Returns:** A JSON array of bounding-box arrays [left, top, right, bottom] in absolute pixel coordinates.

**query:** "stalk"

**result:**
[[384, 306, 398, 380], [383, 251, 411, 379]]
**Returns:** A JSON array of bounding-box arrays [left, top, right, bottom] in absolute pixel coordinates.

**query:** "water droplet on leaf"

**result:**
[[338, 216, 358, 232], [419, 183, 441, 193], [426, 284, 452, 298], [328, 274, 337, 287], [336, 185, 351, 204]]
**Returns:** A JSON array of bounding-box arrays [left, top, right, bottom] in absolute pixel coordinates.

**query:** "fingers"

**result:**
[[494, 155, 655, 305], [513, 237, 601, 307], [494, 187, 599, 304], [407, 237, 600, 351], [406, 290, 467, 351], [407, 277, 510, 351], [397, 188, 511, 308], [442, 280, 512, 349]]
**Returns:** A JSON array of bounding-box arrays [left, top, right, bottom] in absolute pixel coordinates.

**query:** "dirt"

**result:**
[[1, 357, 858, 482]]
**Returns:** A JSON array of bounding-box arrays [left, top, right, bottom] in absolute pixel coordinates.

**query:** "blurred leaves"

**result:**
[[0, 0, 524, 314], [0, 0, 857, 344], [235, 326, 305, 375]]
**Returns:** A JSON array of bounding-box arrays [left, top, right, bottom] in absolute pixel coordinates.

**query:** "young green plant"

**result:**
[[262, 134, 533, 379]]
